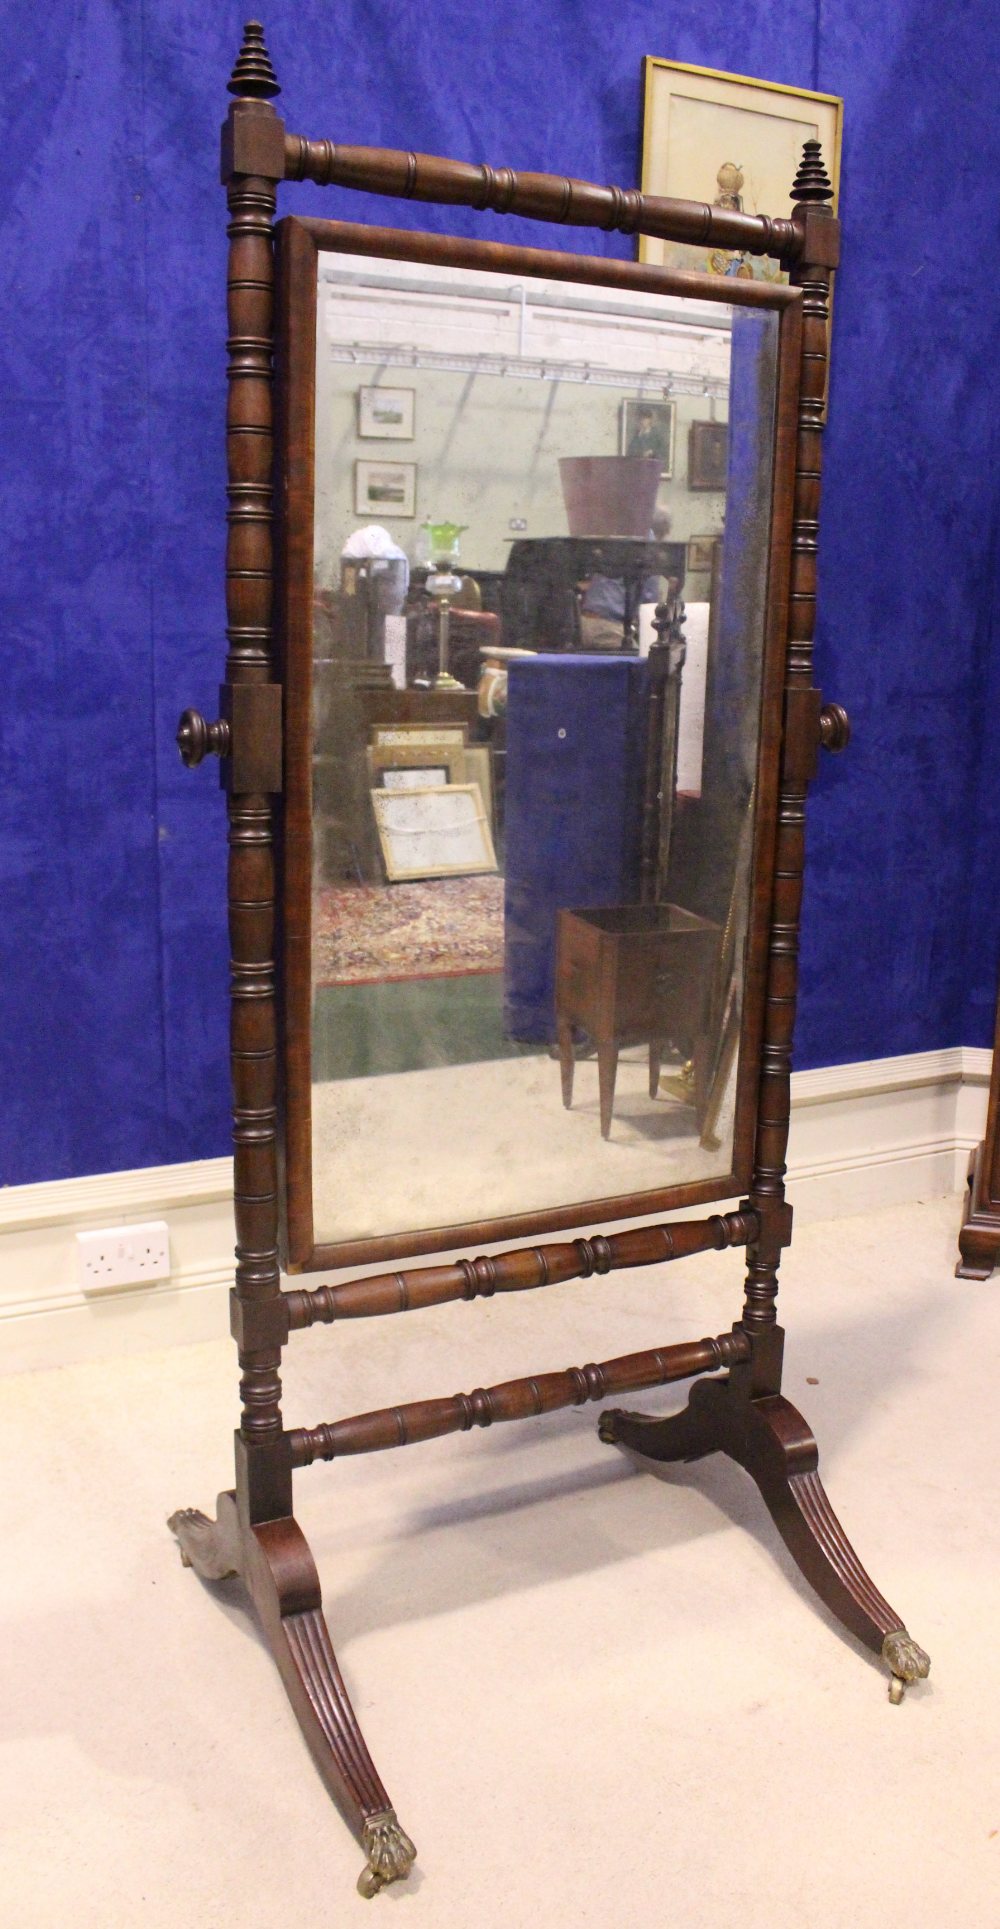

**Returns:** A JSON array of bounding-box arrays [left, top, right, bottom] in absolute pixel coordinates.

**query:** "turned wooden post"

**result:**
[[220, 24, 291, 1522], [738, 143, 841, 1395]]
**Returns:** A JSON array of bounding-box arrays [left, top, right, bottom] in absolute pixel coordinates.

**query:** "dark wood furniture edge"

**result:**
[[956, 972, 1000, 1277], [956, 1139, 1000, 1279], [291, 210, 802, 304], [274, 212, 317, 1268], [957, 1141, 1000, 1280], [957, 1108, 1000, 1286]]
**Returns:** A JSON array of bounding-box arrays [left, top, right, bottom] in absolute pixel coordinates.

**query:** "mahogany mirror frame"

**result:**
[[276, 212, 802, 1273], [168, 24, 930, 1903]]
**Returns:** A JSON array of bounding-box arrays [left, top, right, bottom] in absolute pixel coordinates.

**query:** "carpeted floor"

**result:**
[[1, 1193, 997, 1927], [313, 876, 505, 986], [312, 973, 522, 1080]]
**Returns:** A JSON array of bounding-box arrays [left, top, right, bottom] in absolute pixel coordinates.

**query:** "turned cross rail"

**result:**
[[283, 135, 802, 261], [288, 1329, 751, 1465], [284, 1208, 758, 1329]]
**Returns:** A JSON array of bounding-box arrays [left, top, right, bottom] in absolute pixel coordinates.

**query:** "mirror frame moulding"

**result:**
[[274, 214, 803, 1274]]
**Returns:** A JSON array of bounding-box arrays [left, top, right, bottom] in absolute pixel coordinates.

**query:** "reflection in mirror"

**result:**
[[309, 249, 779, 1246]]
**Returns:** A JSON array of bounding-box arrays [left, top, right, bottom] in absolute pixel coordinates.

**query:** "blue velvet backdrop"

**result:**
[[2, 1, 998, 1184]]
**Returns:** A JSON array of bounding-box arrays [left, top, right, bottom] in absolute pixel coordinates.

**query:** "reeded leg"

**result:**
[[557, 1019, 575, 1109], [169, 1494, 416, 1895], [597, 1039, 619, 1139], [600, 1377, 929, 1701]]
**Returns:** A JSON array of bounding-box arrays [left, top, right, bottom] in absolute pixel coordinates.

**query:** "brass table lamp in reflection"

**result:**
[[421, 519, 468, 689]]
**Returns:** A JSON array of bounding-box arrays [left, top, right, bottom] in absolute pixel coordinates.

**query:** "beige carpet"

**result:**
[[312, 1046, 737, 1245], [2, 1193, 998, 1926]]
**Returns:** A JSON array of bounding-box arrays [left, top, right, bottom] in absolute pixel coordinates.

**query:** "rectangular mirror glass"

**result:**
[[280, 223, 795, 1264]]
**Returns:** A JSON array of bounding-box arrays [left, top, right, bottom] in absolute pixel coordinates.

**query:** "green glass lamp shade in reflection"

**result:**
[[420, 518, 468, 565]]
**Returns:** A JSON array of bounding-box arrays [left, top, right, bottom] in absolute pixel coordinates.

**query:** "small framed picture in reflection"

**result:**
[[357, 384, 415, 440], [688, 421, 728, 491], [620, 397, 675, 478], [355, 459, 417, 517], [687, 533, 719, 573]]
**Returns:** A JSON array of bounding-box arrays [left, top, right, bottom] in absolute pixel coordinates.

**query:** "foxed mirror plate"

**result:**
[[278, 220, 797, 1264]]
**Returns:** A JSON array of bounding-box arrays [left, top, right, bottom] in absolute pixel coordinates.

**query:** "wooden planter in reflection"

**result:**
[[556, 903, 720, 1138]]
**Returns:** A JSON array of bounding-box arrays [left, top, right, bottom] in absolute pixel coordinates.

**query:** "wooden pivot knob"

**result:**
[[818, 702, 850, 753], [176, 708, 231, 767]]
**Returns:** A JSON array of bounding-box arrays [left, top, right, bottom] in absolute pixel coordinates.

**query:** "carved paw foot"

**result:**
[[167, 1504, 240, 1582], [883, 1628, 930, 1703], [357, 1809, 417, 1898], [598, 1409, 623, 1445]]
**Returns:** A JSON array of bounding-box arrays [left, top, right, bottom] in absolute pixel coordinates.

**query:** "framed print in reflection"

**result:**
[[357, 384, 415, 439], [372, 785, 498, 882], [355, 458, 416, 516], [620, 397, 675, 478]]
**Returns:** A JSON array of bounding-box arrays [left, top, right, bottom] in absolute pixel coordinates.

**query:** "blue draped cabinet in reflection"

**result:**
[[503, 654, 650, 1043]]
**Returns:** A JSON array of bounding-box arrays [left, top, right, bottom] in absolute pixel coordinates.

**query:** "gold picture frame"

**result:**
[[371, 784, 498, 882], [686, 533, 719, 574], [354, 457, 416, 517], [369, 722, 469, 750], [367, 739, 468, 786], [639, 58, 842, 281]]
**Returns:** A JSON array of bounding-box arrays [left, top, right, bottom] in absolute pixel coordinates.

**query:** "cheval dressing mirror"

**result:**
[[170, 24, 929, 1899]]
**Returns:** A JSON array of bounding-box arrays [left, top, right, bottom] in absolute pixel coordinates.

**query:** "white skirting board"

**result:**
[[0, 1046, 990, 1375]]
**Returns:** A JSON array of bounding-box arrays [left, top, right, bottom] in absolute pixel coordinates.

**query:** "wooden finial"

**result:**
[[228, 20, 280, 98], [790, 138, 833, 204]]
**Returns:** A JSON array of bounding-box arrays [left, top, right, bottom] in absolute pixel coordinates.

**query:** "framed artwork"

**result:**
[[463, 744, 495, 833], [620, 397, 675, 478], [368, 738, 467, 786], [686, 533, 719, 573], [354, 458, 416, 517], [357, 384, 415, 439], [380, 766, 448, 791], [688, 421, 728, 491], [369, 722, 468, 750], [639, 59, 842, 281], [371, 784, 498, 882]]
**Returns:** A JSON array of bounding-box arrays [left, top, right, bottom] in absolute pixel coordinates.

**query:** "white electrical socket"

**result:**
[[77, 1220, 171, 1293]]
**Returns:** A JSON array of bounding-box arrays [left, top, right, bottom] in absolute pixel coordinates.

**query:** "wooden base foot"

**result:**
[[169, 1493, 417, 1896], [956, 1141, 1000, 1279], [599, 1376, 929, 1697]]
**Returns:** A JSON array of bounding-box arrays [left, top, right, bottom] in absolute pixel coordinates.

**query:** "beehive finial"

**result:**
[[790, 138, 833, 204], [228, 20, 280, 99]]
